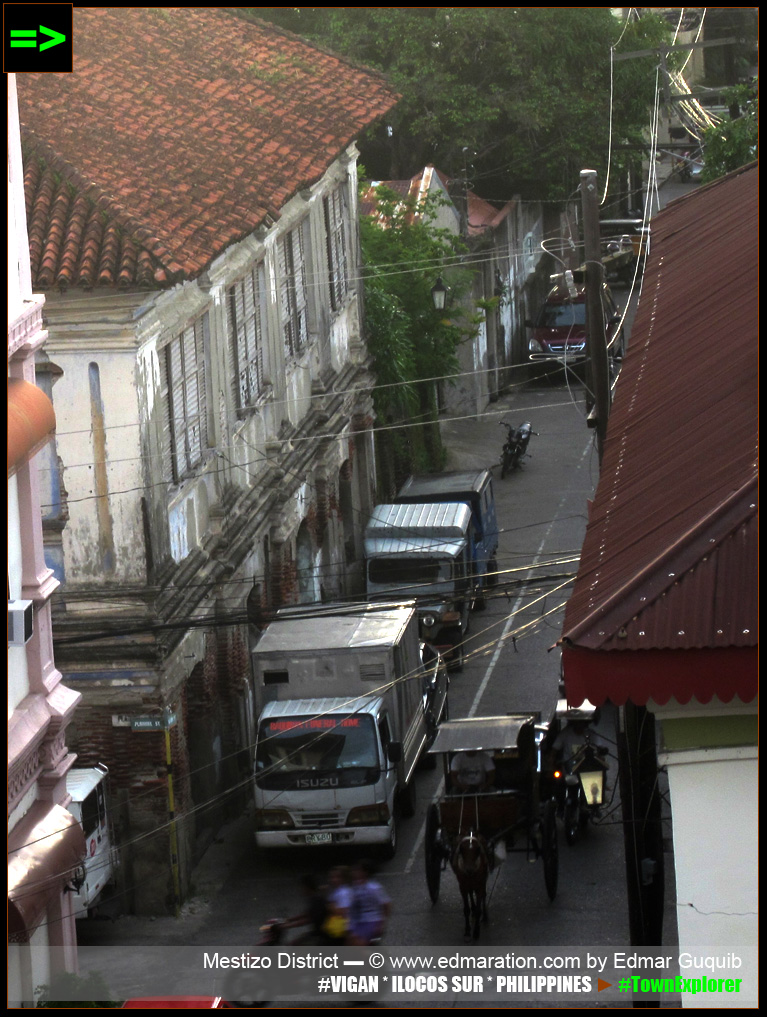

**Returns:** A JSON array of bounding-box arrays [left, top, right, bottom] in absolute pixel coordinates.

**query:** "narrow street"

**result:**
[[77, 268, 680, 1006]]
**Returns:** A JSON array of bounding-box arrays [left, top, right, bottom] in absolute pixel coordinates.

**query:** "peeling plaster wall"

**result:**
[[40, 312, 147, 588]]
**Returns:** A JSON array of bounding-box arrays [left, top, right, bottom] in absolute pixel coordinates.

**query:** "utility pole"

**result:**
[[580, 168, 666, 992], [580, 169, 611, 464]]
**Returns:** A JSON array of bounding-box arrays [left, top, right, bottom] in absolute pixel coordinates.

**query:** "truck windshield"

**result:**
[[368, 557, 451, 586], [255, 714, 380, 790]]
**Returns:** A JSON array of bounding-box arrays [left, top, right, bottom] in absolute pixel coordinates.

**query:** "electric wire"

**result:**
[[9, 578, 575, 912], [12, 19, 694, 935], [36, 383, 588, 503]]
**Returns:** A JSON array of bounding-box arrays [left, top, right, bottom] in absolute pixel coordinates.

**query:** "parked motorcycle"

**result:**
[[559, 730, 609, 846], [499, 421, 536, 477], [675, 151, 693, 182]]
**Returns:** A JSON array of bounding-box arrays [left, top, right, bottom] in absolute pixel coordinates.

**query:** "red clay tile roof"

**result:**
[[17, 8, 398, 290], [561, 163, 758, 705]]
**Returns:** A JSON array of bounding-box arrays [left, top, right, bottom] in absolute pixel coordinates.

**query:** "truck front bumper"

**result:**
[[255, 823, 393, 850]]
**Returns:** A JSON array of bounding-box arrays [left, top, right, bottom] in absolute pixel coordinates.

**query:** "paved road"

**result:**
[[76, 193, 696, 1004], [78, 372, 674, 1008]]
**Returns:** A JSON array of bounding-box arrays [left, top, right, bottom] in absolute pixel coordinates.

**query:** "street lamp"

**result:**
[[431, 277, 448, 311]]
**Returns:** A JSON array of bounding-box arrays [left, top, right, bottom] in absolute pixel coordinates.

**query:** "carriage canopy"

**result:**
[[427, 714, 538, 755]]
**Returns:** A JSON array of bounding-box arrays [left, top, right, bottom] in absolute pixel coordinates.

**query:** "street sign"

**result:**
[[130, 712, 177, 732], [130, 717, 163, 732]]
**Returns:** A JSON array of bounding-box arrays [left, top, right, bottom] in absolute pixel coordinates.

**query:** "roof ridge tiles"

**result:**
[[23, 138, 182, 279]]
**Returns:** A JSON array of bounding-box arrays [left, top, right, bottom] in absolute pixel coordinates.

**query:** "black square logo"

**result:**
[[4, 4, 73, 73]]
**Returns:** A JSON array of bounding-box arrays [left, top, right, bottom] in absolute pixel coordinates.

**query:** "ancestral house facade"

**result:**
[[18, 7, 398, 911]]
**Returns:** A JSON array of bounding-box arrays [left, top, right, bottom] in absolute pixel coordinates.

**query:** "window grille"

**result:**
[[161, 313, 209, 482], [324, 185, 349, 312], [279, 226, 308, 359], [228, 263, 265, 412]]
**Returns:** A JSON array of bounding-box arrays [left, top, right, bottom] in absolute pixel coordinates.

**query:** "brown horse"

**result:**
[[451, 831, 492, 940]]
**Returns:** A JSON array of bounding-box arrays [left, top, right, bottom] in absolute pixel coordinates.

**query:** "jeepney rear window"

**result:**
[[368, 557, 450, 585]]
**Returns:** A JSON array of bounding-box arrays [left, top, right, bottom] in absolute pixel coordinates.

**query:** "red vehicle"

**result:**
[[526, 282, 624, 365], [122, 999, 232, 1009]]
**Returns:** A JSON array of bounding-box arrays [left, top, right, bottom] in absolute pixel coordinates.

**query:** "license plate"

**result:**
[[305, 832, 332, 845]]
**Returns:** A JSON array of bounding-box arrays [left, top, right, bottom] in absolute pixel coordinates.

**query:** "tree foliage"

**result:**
[[35, 971, 120, 1007], [700, 81, 758, 182], [248, 8, 670, 200], [359, 184, 473, 492]]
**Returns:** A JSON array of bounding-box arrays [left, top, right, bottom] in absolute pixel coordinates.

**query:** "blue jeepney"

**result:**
[[395, 470, 499, 605]]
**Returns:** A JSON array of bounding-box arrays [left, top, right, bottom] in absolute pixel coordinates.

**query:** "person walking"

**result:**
[[347, 860, 390, 946], [322, 865, 352, 945]]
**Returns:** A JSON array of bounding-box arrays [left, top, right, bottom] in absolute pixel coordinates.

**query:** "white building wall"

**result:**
[[663, 747, 758, 952]]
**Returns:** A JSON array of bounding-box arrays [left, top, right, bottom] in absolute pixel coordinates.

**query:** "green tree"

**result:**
[[700, 81, 758, 182], [359, 183, 473, 493], [247, 8, 669, 200], [35, 971, 120, 1007]]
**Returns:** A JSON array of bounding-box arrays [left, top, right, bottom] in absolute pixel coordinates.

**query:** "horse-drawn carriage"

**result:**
[[424, 714, 558, 940]]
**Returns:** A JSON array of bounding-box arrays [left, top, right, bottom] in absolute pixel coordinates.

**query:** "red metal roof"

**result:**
[[561, 164, 758, 705], [17, 8, 398, 290]]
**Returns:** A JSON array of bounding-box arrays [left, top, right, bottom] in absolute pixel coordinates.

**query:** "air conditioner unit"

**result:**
[[8, 600, 34, 646]]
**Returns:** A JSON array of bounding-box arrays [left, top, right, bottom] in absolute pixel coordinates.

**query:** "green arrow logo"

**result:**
[[39, 25, 66, 51], [10, 25, 67, 52]]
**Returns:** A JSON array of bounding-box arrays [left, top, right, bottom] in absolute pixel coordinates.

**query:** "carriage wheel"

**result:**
[[542, 799, 559, 901], [425, 804, 443, 904]]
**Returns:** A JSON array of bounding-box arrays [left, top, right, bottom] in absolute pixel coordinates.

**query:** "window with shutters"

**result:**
[[228, 262, 266, 413], [323, 185, 349, 312], [161, 314, 209, 483], [279, 225, 308, 359]]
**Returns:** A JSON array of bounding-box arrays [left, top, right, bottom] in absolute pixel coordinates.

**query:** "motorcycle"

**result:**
[[224, 919, 284, 1007], [558, 729, 609, 846], [675, 151, 693, 182], [499, 420, 536, 477]]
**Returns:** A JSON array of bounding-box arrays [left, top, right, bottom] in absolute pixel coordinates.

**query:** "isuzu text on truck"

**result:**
[[251, 601, 447, 857]]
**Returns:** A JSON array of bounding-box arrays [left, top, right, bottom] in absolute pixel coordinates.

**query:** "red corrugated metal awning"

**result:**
[[7, 377, 56, 476], [560, 164, 758, 709], [562, 645, 758, 708]]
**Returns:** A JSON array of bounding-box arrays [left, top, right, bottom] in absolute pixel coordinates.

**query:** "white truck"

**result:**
[[364, 502, 475, 670], [65, 764, 117, 917], [251, 601, 447, 858]]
